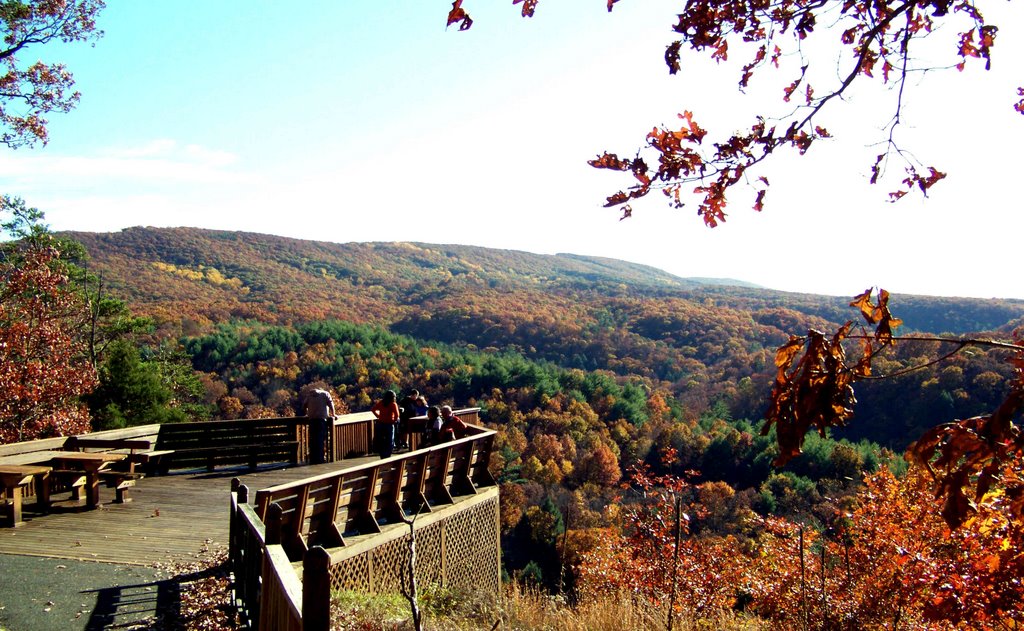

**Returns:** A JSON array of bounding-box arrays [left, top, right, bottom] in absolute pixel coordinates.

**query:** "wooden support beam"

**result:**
[[317, 476, 347, 548], [303, 546, 332, 631], [354, 467, 382, 535], [383, 459, 407, 524], [291, 484, 311, 555], [433, 447, 455, 506], [411, 453, 432, 514], [454, 444, 478, 497]]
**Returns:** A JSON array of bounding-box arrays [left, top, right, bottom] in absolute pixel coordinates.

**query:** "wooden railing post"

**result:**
[[229, 481, 249, 583], [266, 502, 283, 547], [303, 546, 332, 631], [327, 419, 335, 463]]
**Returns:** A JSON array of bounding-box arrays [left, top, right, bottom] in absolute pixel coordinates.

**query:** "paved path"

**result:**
[[0, 554, 180, 631]]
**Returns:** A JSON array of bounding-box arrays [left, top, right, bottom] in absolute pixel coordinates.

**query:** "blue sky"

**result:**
[[2, 1, 1022, 300]]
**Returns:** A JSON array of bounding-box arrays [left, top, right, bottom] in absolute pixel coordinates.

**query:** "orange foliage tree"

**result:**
[[576, 459, 748, 622], [579, 460, 1023, 628], [759, 288, 1024, 624], [450, 1, 1016, 223], [1, 0, 106, 148]]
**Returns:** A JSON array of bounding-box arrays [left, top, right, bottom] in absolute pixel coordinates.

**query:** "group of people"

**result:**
[[302, 387, 469, 464], [370, 388, 467, 459]]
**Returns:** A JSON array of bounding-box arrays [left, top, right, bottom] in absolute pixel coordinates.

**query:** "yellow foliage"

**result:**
[[150, 261, 247, 292]]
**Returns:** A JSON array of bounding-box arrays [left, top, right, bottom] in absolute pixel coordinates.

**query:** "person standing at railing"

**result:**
[[303, 388, 336, 465], [424, 405, 443, 446], [396, 388, 420, 451], [438, 405, 467, 443], [370, 390, 401, 459], [413, 395, 429, 418]]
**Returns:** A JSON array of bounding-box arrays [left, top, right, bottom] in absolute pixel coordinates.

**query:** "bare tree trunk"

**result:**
[[820, 541, 827, 629], [668, 494, 682, 631], [399, 503, 425, 631], [800, 526, 808, 631], [559, 499, 572, 597]]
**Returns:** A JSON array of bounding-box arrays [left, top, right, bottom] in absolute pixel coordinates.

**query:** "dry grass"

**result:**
[[328, 582, 767, 631]]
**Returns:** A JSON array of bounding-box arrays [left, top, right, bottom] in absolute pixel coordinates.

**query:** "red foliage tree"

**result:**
[[576, 460, 748, 622], [764, 288, 1024, 531], [0, 242, 95, 442], [1, 0, 105, 148], [580, 461, 1023, 628]]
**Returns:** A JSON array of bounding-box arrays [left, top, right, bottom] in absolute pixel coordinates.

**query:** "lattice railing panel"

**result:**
[[443, 503, 477, 591], [414, 521, 444, 587], [371, 536, 409, 594], [326, 494, 499, 597], [470, 498, 501, 594], [328, 549, 370, 592]]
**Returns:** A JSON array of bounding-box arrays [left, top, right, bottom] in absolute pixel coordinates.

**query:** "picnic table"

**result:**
[[0, 450, 128, 510], [0, 464, 51, 527], [63, 435, 172, 477], [49, 452, 128, 509]]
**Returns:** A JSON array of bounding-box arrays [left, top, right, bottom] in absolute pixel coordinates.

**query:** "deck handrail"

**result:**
[[254, 415, 495, 560], [230, 482, 307, 631]]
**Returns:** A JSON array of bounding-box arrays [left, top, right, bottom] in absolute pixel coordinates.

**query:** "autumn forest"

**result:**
[[4, 217, 1023, 628]]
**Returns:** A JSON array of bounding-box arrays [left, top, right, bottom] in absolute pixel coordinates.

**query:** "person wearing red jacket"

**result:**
[[370, 390, 400, 459], [438, 405, 467, 442]]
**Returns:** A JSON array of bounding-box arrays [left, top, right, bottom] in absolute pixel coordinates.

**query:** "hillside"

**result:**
[[65, 227, 1023, 448], [66, 227, 1024, 335]]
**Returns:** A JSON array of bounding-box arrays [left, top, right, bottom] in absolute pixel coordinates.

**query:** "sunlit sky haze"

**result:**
[[1, 1, 1022, 300]]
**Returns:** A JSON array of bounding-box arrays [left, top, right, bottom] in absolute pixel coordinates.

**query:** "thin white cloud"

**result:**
[[0, 139, 247, 187]]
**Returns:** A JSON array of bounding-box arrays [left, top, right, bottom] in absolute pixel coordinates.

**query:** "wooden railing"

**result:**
[[328, 412, 373, 460], [0, 408, 484, 473], [0, 425, 161, 462], [229, 484, 269, 629], [229, 413, 498, 631], [255, 414, 494, 560], [155, 417, 302, 472], [230, 482, 312, 631]]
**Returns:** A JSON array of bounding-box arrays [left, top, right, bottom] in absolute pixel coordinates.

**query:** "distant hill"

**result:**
[[64, 227, 1024, 336], [62, 227, 1024, 448], [680, 276, 765, 289]]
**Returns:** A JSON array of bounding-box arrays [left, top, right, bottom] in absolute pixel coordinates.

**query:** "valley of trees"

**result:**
[[4, 218, 1024, 627]]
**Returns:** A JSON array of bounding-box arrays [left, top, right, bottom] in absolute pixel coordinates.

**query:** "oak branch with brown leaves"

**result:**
[[0, 0, 105, 148], [763, 288, 1024, 531], [448, 0, 1017, 225]]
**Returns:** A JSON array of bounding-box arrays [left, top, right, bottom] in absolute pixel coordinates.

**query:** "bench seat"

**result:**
[[97, 470, 145, 503], [49, 469, 88, 503]]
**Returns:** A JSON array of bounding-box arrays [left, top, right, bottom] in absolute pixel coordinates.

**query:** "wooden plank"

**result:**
[[0, 455, 379, 565], [64, 437, 153, 452]]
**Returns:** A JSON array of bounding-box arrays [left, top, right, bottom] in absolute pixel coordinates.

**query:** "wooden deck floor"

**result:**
[[0, 456, 380, 565]]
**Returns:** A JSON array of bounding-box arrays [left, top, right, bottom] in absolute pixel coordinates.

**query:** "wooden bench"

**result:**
[[254, 419, 496, 558], [96, 470, 145, 503], [0, 465, 52, 527], [154, 419, 302, 473], [62, 436, 158, 502], [48, 469, 88, 504]]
